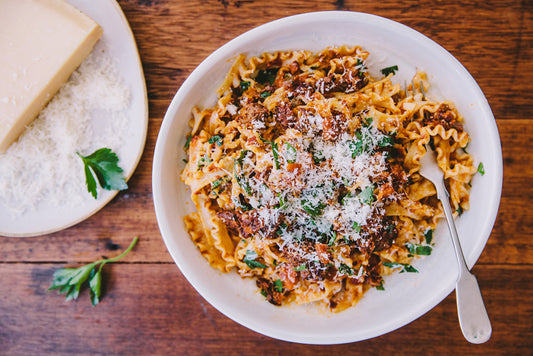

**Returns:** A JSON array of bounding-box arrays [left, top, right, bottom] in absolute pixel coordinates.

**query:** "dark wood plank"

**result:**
[[0, 263, 531, 355]]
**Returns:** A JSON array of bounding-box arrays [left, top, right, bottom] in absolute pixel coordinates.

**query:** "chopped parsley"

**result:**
[[338, 263, 354, 276], [362, 117, 373, 127], [274, 279, 283, 293], [456, 205, 464, 216], [211, 176, 227, 190], [255, 67, 279, 85], [358, 185, 375, 205], [383, 262, 418, 273], [381, 65, 399, 76], [198, 154, 212, 170], [240, 81, 250, 91], [260, 137, 280, 169], [424, 229, 434, 245], [208, 135, 223, 146], [294, 263, 307, 272], [243, 250, 267, 269], [301, 199, 326, 217], [184, 134, 192, 150], [285, 142, 297, 163], [406, 243, 432, 256], [477, 162, 485, 175]]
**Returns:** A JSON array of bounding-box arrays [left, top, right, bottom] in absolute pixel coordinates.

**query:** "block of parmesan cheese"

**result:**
[[0, 0, 103, 153]]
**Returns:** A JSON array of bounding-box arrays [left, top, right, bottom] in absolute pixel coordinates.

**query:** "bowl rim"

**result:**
[[153, 10, 503, 344]]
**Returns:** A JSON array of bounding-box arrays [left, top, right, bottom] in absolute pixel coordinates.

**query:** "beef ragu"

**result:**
[[181, 46, 477, 311]]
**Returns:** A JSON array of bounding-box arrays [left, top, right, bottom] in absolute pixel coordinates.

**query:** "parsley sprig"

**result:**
[[48, 237, 138, 306], [77, 148, 128, 199]]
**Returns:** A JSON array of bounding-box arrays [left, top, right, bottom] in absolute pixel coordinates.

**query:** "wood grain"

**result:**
[[1, 0, 532, 354], [1, 263, 532, 355]]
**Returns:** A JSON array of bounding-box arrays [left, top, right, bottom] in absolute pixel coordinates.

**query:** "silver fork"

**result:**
[[419, 145, 492, 344]]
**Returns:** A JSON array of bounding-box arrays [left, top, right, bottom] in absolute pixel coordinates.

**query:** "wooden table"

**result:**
[[1, 0, 531, 354]]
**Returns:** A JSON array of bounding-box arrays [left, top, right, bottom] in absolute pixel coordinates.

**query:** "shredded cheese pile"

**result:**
[[0, 43, 130, 216]]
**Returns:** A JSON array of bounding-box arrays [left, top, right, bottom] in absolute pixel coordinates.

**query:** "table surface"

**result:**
[[1, 0, 532, 354]]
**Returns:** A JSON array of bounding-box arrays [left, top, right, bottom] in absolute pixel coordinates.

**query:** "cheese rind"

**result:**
[[0, 0, 103, 153]]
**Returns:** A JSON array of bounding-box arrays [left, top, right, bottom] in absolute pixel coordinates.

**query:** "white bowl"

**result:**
[[152, 11, 502, 344]]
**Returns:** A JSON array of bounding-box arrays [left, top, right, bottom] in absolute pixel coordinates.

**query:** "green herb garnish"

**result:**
[[376, 281, 385, 291], [352, 221, 362, 233], [184, 134, 192, 150], [378, 135, 394, 147], [294, 263, 307, 272], [338, 263, 354, 276], [198, 154, 212, 170], [381, 65, 399, 76], [424, 229, 433, 245], [383, 262, 418, 273], [49, 237, 138, 306], [260, 91, 271, 98], [362, 117, 373, 127], [277, 192, 288, 210], [285, 142, 297, 163], [236, 149, 250, 168], [208, 135, 223, 146], [456, 205, 464, 216], [211, 176, 227, 190], [406, 243, 432, 256], [301, 199, 326, 217], [255, 67, 279, 85], [358, 185, 375, 205], [77, 148, 128, 199], [240, 81, 250, 91], [477, 162, 485, 175], [260, 137, 280, 169], [243, 250, 267, 269], [274, 279, 283, 293]]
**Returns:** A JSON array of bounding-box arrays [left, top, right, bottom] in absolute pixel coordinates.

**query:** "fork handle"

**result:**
[[435, 181, 492, 344]]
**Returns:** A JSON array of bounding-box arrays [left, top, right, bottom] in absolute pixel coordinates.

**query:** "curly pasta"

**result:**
[[181, 47, 477, 311]]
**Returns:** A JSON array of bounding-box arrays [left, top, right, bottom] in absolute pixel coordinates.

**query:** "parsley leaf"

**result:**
[[381, 65, 399, 76], [456, 205, 464, 216], [184, 134, 192, 150], [49, 237, 138, 306], [77, 148, 128, 199], [285, 142, 297, 163], [243, 250, 267, 269], [274, 279, 283, 293], [383, 262, 418, 273], [208, 135, 223, 146], [477, 162, 485, 175], [260, 137, 280, 169], [376, 281, 385, 290], [301, 199, 326, 217], [424, 229, 434, 245], [406, 243, 432, 256], [255, 67, 279, 85], [358, 185, 375, 205], [240, 81, 250, 91], [338, 263, 354, 276], [362, 117, 373, 127], [294, 263, 307, 272]]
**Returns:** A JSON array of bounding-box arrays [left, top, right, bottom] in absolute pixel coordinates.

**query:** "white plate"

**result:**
[[0, 0, 148, 237], [153, 12, 502, 344]]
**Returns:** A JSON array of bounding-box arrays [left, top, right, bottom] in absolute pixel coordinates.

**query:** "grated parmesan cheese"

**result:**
[[0, 42, 130, 216]]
